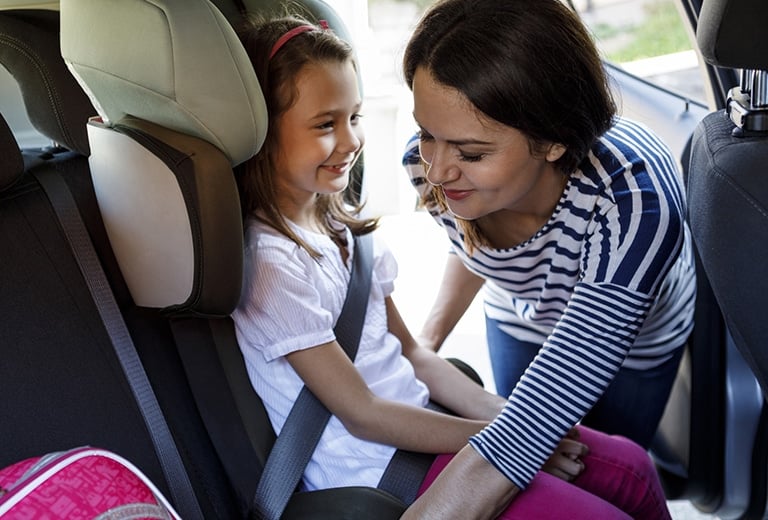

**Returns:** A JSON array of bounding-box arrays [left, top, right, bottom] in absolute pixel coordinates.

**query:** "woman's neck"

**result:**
[[477, 173, 568, 249]]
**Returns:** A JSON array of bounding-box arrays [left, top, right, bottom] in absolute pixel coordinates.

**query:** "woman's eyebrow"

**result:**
[[416, 126, 492, 146], [446, 137, 493, 146]]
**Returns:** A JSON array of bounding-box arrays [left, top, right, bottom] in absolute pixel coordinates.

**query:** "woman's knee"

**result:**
[[500, 471, 631, 520], [573, 425, 671, 519], [576, 425, 656, 475]]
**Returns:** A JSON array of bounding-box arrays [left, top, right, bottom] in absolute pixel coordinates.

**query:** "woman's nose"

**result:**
[[420, 142, 456, 185]]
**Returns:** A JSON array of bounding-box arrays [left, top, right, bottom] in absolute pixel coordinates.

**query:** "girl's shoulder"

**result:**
[[244, 218, 292, 250]]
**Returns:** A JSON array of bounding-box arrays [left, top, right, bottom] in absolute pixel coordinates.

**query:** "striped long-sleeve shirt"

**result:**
[[402, 117, 696, 489]]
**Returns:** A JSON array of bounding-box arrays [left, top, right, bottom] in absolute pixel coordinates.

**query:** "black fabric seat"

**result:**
[[682, 0, 768, 516], [0, 10, 242, 518], [691, 0, 768, 401]]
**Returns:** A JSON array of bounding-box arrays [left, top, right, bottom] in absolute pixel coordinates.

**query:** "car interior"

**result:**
[[0, 1, 406, 518], [646, 0, 768, 519], [672, 0, 768, 517], [0, 0, 766, 518]]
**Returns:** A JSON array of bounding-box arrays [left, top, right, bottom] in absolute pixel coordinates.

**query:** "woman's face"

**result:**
[[411, 67, 565, 221]]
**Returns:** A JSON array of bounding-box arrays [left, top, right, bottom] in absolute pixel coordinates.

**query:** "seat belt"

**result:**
[[377, 405, 442, 504], [32, 169, 204, 520], [169, 317, 263, 516], [253, 232, 373, 520], [377, 356, 486, 503]]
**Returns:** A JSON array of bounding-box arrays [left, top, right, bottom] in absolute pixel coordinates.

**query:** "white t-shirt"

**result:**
[[232, 219, 429, 491]]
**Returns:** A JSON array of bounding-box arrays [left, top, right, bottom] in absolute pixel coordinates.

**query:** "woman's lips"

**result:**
[[442, 188, 473, 201]]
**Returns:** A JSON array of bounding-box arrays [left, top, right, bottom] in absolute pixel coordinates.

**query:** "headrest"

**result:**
[[87, 116, 243, 314], [0, 113, 24, 191], [60, 0, 267, 166], [697, 0, 768, 70], [0, 10, 96, 155]]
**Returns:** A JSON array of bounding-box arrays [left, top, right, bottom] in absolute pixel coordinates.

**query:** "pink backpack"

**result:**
[[0, 447, 181, 519]]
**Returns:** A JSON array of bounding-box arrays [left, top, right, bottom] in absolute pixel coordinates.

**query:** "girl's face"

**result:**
[[411, 67, 565, 222], [274, 59, 364, 212]]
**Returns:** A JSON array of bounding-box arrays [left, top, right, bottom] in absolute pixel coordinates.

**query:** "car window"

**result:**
[[572, 0, 707, 105], [327, 0, 709, 216]]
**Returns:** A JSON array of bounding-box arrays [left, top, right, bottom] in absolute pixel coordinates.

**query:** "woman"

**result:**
[[400, 0, 695, 516]]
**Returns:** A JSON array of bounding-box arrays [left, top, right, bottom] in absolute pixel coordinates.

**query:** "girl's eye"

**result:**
[[351, 113, 363, 123], [317, 121, 334, 130]]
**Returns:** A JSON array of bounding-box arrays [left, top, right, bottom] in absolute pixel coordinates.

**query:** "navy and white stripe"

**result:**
[[403, 117, 696, 488]]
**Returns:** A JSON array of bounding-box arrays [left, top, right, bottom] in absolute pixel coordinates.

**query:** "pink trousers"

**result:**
[[417, 425, 671, 520]]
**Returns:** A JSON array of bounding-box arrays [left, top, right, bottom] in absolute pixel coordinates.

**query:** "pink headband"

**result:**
[[268, 20, 330, 60]]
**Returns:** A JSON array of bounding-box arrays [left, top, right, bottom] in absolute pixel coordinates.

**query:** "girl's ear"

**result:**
[[546, 143, 567, 163]]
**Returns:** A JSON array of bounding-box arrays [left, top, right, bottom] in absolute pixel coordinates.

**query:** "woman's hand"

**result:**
[[541, 427, 588, 482], [402, 445, 519, 520]]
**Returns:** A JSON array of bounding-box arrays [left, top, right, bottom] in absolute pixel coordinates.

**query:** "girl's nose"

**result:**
[[339, 123, 363, 154]]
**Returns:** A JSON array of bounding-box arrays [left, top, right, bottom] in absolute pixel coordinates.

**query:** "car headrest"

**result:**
[[0, 112, 23, 192], [60, 0, 267, 167], [86, 115, 243, 314], [697, 0, 768, 71], [59, 0, 265, 315], [0, 10, 95, 155]]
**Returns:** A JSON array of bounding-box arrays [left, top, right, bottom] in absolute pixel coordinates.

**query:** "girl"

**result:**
[[232, 15, 670, 519]]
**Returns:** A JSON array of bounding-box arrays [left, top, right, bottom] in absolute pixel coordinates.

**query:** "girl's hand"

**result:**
[[541, 427, 588, 482]]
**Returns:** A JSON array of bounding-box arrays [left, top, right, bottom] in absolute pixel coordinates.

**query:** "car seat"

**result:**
[[683, 0, 768, 517], [57, 0, 430, 518], [0, 4, 400, 518], [0, 9, 244, 518]]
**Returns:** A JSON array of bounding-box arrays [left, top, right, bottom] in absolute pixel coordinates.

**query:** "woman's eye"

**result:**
[[417, 130, 434, 142], [460, 153, 483, 162]]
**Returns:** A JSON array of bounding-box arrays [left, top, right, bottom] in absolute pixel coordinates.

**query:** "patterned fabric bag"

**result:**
[[0, 447, 181, 519]]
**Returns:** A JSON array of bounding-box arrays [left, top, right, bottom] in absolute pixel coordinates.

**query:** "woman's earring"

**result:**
[[424, 161, 438, 186]]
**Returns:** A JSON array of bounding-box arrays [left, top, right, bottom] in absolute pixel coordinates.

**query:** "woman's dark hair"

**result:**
[[235, 16, 376, 258], [404, 0, 616, 174]]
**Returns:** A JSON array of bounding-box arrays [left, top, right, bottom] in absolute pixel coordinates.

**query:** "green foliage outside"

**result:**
[[368, 0, 692, 65], [591, 0, 692, 63]]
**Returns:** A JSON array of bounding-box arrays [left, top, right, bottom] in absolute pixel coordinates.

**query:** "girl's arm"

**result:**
[[417, 254, 485, 352], [285, 339, 488, 454], [386, 296, 506, 421]]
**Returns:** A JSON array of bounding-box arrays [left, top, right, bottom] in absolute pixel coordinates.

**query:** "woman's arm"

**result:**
[[386, 296, 505, 421], [285, 340, 488, 454], [418, 254, 485, 352], [402, 445, 520, 520]]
